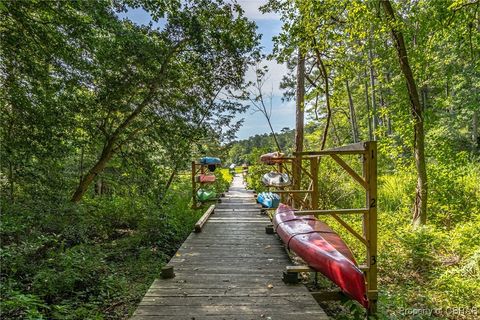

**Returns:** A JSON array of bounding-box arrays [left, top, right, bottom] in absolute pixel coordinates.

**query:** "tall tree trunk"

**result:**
[[346, 79, 359, 143], [368, 33, 378, 140], [295, 51, 305, 154], [381, 0, 428, 226], [79, 145, 84, 184], [71, 138, 116, 202], [313, 48, 331, 150], [421, 86, 429, 110], [320, 66, 331, 150], [387, 117, 393, 136], [71, 88, 153, 202], [470, 78, 478, 150], [364, 71, 373, 140], [379, 86, 386, 128], [161, 166, 178, 201], [294, 50, 305, 205], [267, 116, 282, 152], [385, 71, 393, 135]]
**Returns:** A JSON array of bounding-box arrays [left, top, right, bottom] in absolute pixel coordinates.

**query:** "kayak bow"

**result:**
[[273, 204, 368, 308]]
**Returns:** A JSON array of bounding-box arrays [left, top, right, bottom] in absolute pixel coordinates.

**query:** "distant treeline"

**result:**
[[226, 128, 295, 165]]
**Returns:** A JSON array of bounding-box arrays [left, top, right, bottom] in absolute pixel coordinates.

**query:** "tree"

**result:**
[[248, 65, 282, 152], [380, 0, 427, 226], [0, 0, 260, 203]]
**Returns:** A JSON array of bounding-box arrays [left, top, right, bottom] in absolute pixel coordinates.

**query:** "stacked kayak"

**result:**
[[200, 157, 221, 172], [197, 189, 216, 201], [262, 172, 291, 187], [273, 204, 368, 308], [200, 157, 221, 165], [257, 192, 280, 208], [197, 174, 216, 183], [260, 152, 284, 165]]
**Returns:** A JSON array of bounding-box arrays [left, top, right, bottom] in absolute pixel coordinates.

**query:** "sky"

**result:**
[[119, 0, 295, 140]]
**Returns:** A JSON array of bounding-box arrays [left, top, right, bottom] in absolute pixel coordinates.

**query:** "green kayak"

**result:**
[[197, 189, 216, 201]]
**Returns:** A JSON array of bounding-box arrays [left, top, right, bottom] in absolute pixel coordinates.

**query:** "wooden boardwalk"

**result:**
[[132, 174, 328, 320]]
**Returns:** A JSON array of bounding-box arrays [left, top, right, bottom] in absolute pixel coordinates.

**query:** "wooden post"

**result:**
[[294, 142, 378, 315], [161, 265, 175, 279], [292, 157, 300, 207], [310, 157, 319, 210], [192, 161, 197, 208], [365, 141, 378, 316], [294, 50, 305, 208], [278, 162, 286, 203]]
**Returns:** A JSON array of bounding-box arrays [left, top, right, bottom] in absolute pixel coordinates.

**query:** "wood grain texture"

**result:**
[[131, 174, 328, 319]]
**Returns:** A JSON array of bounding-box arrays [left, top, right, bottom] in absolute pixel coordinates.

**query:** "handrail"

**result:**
[[272, 190, 313, 193], [293, 142, 367, 156], [293, 208, 368, 215]]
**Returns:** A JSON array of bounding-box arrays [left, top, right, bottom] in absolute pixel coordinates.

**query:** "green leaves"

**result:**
[[0, 2, 260, 314], [1, 0, 261, 202]]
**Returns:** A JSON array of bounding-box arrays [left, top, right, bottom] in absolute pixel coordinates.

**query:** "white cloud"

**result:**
[[235, 59, 295, 139], [275, 101, 295, 116], [245, 59, 289, 97], [235, 0, 280, 20]]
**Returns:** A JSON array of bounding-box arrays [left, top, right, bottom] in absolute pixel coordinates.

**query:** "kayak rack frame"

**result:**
[[191, 161, 219, 208], [266, 156, 319, 209], [271, 141, 378, 316]]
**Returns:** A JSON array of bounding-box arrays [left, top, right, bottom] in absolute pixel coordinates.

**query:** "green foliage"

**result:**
[[373, 167, 480, 318], [1, 0, 260, 203], [241, 137, 480, 319], [1, 291, 48, 320], [400, 226, 444, 273], [214, 168, 233, 194], [0, 1, 259, 316], [0, 174, 203, 319], [31, 245, 109, 301], [251, 0, 480, 317]]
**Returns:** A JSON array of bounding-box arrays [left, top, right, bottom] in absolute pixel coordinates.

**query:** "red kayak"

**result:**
[[197, 174, 216, 183], [273, 204, 368, 308]]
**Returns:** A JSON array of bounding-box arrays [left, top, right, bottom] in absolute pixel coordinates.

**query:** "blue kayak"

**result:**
[[200, 157, 221, 165], [257, 192, 280, 208]]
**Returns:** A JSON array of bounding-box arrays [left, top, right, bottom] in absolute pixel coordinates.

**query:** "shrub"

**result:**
[[1, 290, 48, 319], [31, 245, 109, 303]]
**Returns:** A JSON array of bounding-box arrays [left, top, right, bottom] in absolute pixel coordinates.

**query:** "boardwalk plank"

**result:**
[[131, 174, 327, 319]]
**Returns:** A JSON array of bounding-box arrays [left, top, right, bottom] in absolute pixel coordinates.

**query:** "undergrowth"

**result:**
[[0, 171, 232, 319]]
